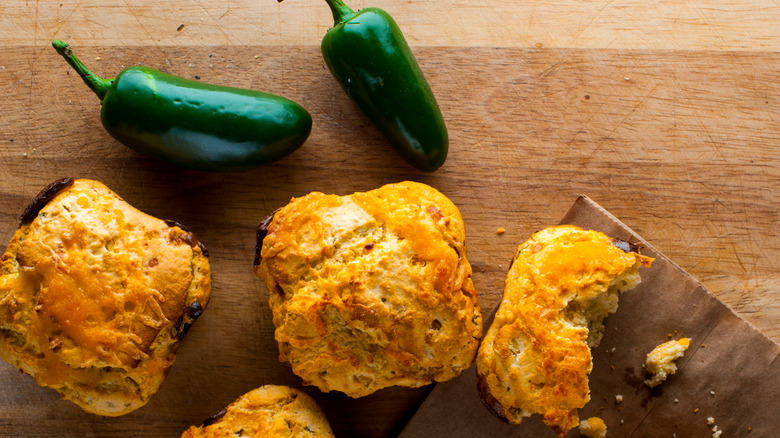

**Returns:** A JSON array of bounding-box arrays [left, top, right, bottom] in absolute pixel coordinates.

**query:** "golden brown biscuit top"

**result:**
[[0, 179, 208, 383], [255, 181, 482, 397], [477, 225, 652, 435], [181, 385, 335, 438]]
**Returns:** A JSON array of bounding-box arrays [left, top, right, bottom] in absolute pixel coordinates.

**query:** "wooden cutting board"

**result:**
[[0, 1, 778, 437]]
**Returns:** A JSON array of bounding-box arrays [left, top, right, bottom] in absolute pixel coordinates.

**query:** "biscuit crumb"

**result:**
[[645, 338, 690, 387], [694, 408, 699, 414], [578, 417, 607, 438], [496, 227, 505, 235]]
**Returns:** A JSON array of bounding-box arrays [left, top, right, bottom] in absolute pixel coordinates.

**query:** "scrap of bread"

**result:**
[[579, 417, 607, 438], [645, 338, 690, 387]]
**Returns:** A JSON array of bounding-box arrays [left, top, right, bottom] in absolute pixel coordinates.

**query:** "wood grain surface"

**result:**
[[0, 1, 778, 437]]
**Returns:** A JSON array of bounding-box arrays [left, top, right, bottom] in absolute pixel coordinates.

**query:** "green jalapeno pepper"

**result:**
[[52, 40, 312, 172], [317, 0, 449, 172]]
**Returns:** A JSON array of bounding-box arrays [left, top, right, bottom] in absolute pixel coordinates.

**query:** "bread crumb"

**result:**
[[707, 417, 715, 425], [710, 390, 715, 395], [578, 417, 607, 438], [615, 394, 623, 404], [496, 227, 505, 235], [645, 338, 690, 387], [674, 399, 679, 403]]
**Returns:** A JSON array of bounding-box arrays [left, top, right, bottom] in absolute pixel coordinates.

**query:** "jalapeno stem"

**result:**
[[323, 0, 356, 25], [51, 40, 113, 101]]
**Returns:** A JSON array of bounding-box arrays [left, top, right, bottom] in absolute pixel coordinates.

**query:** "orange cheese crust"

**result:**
[[254, 181, 482, 397], [476, 225, 652, 436], [181, 385, 334, 437], [0, 178, 211, 416]]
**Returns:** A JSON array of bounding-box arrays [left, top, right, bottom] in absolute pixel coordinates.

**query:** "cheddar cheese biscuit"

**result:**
[[0, 178, 211, 416], [254, 181, 482, 397], [476, 225, 652, 436], [181, 385, 334, 437]]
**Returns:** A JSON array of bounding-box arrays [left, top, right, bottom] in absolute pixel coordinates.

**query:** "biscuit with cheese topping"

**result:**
[[253, 181, 482, 397], [476, 225, 652, 436], [181, 385, 334, 437], [0, 178, 211, 416]]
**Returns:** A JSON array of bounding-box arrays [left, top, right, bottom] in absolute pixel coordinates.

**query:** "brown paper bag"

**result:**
[[399, 196, 779, 438]]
